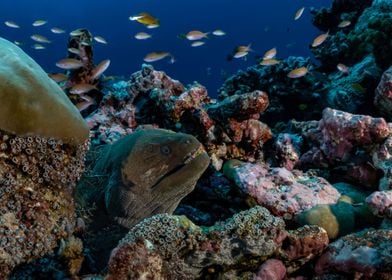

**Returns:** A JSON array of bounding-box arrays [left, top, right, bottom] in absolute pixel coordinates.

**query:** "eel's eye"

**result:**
[[160, 145, 171, 155]]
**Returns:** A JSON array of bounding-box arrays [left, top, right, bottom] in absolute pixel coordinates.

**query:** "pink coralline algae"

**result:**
[[374, 66, 392, 119], [229, 162, 340, 218], [253, 259, 286, 280], [319, 108, 389, 162], [315, 229, 392, 278], [366, 191, 392, 218]]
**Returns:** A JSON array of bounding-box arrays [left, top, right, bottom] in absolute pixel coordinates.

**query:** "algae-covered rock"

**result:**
[[0, 37, 89, 145]]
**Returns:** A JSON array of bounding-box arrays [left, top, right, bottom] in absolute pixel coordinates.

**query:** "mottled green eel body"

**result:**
[[92, 127, 210, 228], [77, 128, 209, 269]]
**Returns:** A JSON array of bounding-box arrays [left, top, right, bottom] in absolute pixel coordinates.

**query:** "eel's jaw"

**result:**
[[150, 144, 207, 189], [183, 144, 206, 165]]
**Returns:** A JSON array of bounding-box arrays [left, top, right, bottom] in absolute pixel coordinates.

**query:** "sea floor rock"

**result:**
[[107, 206, 328, 279], [228, 162, 340, 219], [315, 229, 392, 278]]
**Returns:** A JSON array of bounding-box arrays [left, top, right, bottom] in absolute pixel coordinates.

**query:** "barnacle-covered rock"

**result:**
[[108, 206, 328, 278], [0, 131, 87, 277]]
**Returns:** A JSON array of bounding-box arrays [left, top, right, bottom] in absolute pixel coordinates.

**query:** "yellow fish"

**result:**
[[287, 67, 308, 78], [263, 47, 277, 59], [129, 12, 160, 27], [312, 31, 329, 47], [260, 59, 280, 66]]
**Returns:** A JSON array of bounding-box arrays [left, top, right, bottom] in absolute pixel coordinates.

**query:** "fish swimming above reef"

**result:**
[[80, 128, 210, 228], [144, 51, 174, 62], [129, 12, 160, 28]]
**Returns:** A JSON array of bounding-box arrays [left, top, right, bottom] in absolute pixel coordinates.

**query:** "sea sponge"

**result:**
[[0, 37, 89, 145]]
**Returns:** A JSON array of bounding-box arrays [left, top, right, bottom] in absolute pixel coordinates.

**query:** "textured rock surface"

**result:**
[[319, 108, 389, 162], [315, 229, 392, 278], [0, 37, 89, 145], [107, 206, 328, 278], [0, 131, 87, 277], [374, 66, 392, 120], [366, 191, 392, 218], [230, 162, 340, 218]]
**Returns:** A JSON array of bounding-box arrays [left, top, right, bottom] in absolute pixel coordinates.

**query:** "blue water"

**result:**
[[1, 0, 331, 95]]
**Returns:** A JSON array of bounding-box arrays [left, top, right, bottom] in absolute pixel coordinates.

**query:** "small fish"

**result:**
[[191, 41, 205, 47], [212, 29, 226, 36], [147, 24, 159, 29], [32, 44, 45, 50], [237, 44, 252, 53], [14, 40, 24, 46], [260, 59, 280, 66], [31, 34, 51, 43], [32, 20, 47, 27], [129, 12, 160, 27], [233, 51, 248, 59], [90, 59, 111, 80], [311, 31, 329, 47], [263, 47, 277, 59], [69, 83, 97, 95], [144, 52, 172, 62], [48, 73, 68, 82], [294, 7, 305, 20], [5, 20, 20, 28], [337, 63, 350, 73], [68, 47, 81, 55], [51, 27, 66, 34], [94, 36, 108, 44], [56, 58, 84, 70], [185, 30, 209, 41], [134, 32, 152, 40], [70, 29, 85, 36], [338, 20, 351, 28], [351, 83, 366, 93], [287, 66, 308, 78], [76, 95, 95, 112]]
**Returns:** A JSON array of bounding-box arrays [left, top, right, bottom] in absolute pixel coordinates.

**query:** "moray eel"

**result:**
[[91, 127, 210, 228]]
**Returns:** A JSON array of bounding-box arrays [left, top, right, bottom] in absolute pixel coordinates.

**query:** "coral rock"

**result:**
[[315, 229, 392, 278], [230, 162, 340, 218], [366, 191, 392, 218], [0, 37, 89, 145], [374, 66, 392, 120], [319, 108, 389, 162], [254, 259, 286, 280]]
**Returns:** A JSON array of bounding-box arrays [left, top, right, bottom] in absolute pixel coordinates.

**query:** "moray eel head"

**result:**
[[103, 128, 209, 228]]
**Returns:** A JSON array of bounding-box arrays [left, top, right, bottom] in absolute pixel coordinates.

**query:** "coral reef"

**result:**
[[219, 56, 325, 124], [311, 0, 392, 70], [315, 229, 392, 278], [374, 66, 392, 120], [0, 37, 88, 278], [88, 64, 272, 168], [227, 161, 340, 219], [107, 207, 328, 279]]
